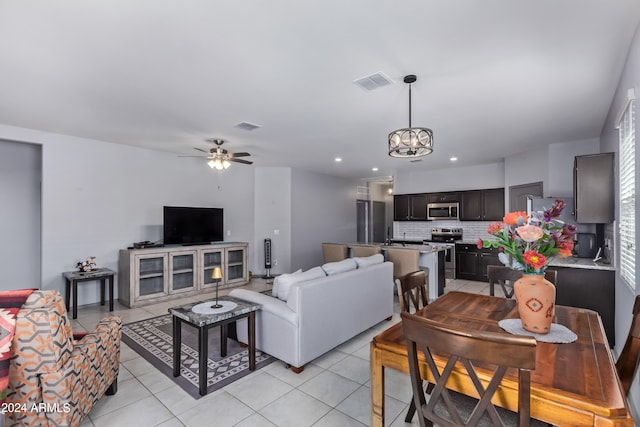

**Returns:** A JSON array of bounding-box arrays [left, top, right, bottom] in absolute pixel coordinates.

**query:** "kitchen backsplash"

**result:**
[[393, 221, 493, 242]]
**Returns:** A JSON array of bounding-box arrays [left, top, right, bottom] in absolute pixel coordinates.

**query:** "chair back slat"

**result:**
[[401, 311, 537, 426], [488, 265, 557, 298], [396, 270, 429, 313], [616, 295, 640, 396]]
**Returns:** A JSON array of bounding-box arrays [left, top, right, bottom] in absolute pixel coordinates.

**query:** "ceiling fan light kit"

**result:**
[[388, 74, 434, 158], [179, 138, 253, 170]]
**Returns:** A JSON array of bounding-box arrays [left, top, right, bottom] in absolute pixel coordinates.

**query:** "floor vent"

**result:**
[[353, 72, 393, 91]]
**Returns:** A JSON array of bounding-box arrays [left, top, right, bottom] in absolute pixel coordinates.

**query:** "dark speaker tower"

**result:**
[[262, 238, 273, 279]]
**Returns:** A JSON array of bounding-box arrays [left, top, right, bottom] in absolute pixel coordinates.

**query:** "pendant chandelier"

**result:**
[[388, 74, 434, 158]]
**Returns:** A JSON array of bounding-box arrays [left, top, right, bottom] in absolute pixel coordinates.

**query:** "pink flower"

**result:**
[[516, 225, 544, 242], [487, 222, 503, 235], [476, 239, 484, 249]]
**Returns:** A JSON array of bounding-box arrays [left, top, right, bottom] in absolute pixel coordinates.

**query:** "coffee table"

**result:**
[[169, 296, 261, 396]]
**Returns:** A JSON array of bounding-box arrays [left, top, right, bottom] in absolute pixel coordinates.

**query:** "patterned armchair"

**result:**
[[5, 290, 121, 426]]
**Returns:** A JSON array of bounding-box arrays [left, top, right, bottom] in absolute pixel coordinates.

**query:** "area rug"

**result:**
[[121, 314, 276, 398]]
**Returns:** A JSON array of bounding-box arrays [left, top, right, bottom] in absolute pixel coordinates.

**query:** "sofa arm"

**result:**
[[229, 289, 298, 327]]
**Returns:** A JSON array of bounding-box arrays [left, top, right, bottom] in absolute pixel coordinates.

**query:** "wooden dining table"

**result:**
[[370, 291, 634, 427]]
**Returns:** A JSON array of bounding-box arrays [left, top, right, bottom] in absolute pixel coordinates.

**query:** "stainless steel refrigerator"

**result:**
[[357, 200, 386, 243]]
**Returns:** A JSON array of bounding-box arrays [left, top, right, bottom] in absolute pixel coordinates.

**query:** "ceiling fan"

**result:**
[[181, 138, 253, 170]]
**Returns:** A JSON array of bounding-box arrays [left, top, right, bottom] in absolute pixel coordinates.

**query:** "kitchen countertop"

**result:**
[[346, 243, 447, 254], [549, 257, 615, 271]]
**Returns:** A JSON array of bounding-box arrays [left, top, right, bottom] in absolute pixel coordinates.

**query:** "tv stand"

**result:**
[[118, 242, 248, 308]]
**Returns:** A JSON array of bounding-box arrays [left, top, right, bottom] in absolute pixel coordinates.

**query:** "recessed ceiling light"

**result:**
[[335, 157, 342, 162], [450, 157, 458, 162], [372, 167, 379, 171]]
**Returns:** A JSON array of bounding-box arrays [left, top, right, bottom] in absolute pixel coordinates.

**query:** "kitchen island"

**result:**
[[345, 243, 446, 301]]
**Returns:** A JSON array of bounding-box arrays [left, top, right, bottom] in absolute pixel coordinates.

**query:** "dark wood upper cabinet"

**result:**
[[427, 192, 460, 203], [460, 188, 504, 221], [482, 188, 505, 221], [409, 194, 428, 220], [394, 195, 410, 221], [460, 190, 483, 220], [394, 193, 428, 221]]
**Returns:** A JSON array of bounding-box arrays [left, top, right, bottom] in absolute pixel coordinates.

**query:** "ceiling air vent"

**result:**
[[353, 72, 393, 91], [235, 121, 262, 131]]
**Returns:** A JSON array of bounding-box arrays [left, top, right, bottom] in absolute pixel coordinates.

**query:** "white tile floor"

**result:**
[[75, 279, 490, 427]]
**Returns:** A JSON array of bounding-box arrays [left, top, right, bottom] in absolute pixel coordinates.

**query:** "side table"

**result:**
[[62, 268, 115, 319], [169, 296, 260, 396]]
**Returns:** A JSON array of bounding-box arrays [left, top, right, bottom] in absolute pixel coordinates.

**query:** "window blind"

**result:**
[[618, 97, 635, 290]]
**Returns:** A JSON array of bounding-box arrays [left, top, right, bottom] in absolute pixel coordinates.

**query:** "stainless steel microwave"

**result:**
[[427, 202, 459, 221]]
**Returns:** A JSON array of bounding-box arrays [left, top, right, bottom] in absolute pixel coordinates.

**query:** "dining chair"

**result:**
[[350, 244, 381, 258], [488, 265, 557, 298], [321, 243, 348, 263], [616, 295, 640, 396], [396, 270, 432, 422], [401, 311, 541, 426], [386, 247, 422, 279]]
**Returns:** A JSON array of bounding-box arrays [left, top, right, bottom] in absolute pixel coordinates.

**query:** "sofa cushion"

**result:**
[[322, 258, 357, 276], [276, 267, 325, 301], [354, 253, 384, 269], [272, 269, 301, 297]]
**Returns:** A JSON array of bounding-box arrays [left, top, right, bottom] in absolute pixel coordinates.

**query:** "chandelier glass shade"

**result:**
[[388, 75, 434, 158]]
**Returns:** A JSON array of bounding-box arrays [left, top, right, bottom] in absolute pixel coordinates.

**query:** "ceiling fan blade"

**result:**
[[194, 147, 208, 153], [230, 152, 251, 158], [229, 158, 253, 165], [178, 155, 210, 158]]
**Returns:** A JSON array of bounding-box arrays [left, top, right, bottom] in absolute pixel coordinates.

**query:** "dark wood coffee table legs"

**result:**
[[172, 316, 182, 378], [248, 311, 256, 370], [172, 310, 257, 396]]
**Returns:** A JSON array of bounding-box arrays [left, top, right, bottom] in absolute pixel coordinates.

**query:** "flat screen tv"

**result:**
[[163, 206, 224, 245]]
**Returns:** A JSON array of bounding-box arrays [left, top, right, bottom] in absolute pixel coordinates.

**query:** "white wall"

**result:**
[[394, 162, 505, 194], [0, 124, 256, 305], [599, 19, 640, 416], [547, 138, 600, 197], [253, 168, 292, 275], [0, 140, 41, 290], [290, 169, 357, 271]]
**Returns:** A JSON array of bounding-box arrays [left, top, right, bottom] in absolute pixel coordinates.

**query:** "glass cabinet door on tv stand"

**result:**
[[169, 250, 197, 294], [225, 246, 247, 286], [200, 248, 224, 290], [135, 253, 168, 301]]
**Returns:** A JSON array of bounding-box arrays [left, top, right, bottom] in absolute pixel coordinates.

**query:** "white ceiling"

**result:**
[[1, 1, 639, 178]]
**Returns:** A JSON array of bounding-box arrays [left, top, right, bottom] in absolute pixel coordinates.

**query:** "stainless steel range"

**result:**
[[425, 227, 463, 279]]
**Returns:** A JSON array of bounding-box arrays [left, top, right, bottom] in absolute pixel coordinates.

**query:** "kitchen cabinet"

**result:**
[[460, 188, 504, 221], [455, 243, 502, 282], [394, 193, 428, 221], [455, 243, 478, 280], [460, 191, 483, 221], [547, 266, 615, 347], [119, 242, 248, 307], [574, 153, 614, 223], [427, 192, 460, 203]]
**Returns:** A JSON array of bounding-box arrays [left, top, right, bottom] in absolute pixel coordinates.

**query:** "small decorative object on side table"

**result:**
[[211, 266, 223, 308], [479, 199, 576, 334], [76, 256, 97, 272]]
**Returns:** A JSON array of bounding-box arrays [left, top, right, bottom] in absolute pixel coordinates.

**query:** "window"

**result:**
[[618, 90, 635, 290]]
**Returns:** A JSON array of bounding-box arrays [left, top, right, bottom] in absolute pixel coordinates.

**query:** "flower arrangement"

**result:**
[[478, 199, 576, 274]]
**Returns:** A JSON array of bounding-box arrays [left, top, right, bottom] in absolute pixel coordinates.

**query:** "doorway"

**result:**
[[356, 200, 386, 243], [509, 182, 543, 212]]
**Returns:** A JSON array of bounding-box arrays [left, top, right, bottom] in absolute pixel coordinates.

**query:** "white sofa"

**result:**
[[229, 255, 394, 372]]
